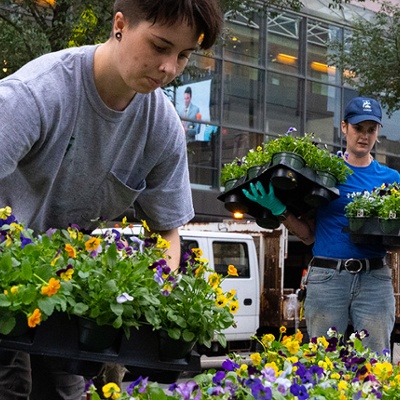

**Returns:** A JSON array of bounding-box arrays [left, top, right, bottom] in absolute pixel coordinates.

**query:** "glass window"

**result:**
[[306, 82, 341, 146], [267, 12, 302, 74], [187, 122, 220, 188], [307, 19, 342, 85], [224, 12, 264, 66], [212, 241, 250, 278], [266, 72, 302, 135], [180, 239, 199, 262], [223, 62, 265, 130], [169, 54, 221, 130], [220, 128, 266, 169]]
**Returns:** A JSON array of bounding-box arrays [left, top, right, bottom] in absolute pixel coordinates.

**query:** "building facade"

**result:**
[[168, 0, 400, 222]]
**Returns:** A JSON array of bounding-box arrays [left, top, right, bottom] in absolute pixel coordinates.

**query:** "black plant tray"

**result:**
[[218, 160, 340, 229], [0, 313, 200, 381], [344, 217, 400, 247]]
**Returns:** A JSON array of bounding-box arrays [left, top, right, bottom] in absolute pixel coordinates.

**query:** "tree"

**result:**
[[328, 1, 400, 116], [0, 0, 112, 78], [0, 0, 369, 79]]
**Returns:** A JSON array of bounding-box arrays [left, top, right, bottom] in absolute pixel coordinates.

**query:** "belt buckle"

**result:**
[[344, 258, 363, 273]]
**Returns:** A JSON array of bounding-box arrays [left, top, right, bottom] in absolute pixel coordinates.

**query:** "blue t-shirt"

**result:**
[[313, 160, 400, 259]]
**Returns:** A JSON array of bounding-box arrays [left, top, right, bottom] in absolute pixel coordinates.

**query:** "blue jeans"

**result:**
[[304, 263, 395, 354]]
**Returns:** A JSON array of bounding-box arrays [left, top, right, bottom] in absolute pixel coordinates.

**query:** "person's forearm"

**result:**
[[155, 228, 181, 271], [281, 211, 315, 245]]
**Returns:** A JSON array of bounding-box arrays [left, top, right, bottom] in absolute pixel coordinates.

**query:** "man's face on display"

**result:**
[[184, 93, 191, 108]]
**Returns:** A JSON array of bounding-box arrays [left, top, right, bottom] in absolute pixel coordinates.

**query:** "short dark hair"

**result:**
[[113, 0, 223, 50], [184, 87, 192, 96]]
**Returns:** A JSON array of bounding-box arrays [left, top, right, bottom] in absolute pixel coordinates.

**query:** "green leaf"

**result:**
[[182, 330, 196, 342], [110, 302, 123, 316], [20, 259, 33, 280], [168, 327, 181, 340], [106, 243, 118, 267], [37, 297, 55, 316], [0, 294, 12, 307], [73, 302, 89, 315], [0, 314, 16, 335]]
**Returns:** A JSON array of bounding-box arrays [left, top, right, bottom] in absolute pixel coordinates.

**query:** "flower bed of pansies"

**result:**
[[86, 327, 400, 399]]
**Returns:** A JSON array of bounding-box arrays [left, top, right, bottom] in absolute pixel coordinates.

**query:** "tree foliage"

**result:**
[[328, 1, 400, 116], [0, 0, 372, 79], [0, 0, 112, 78]]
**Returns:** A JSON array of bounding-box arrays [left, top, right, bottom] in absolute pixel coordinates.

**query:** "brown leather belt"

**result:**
[[310, 257, 385, 273]]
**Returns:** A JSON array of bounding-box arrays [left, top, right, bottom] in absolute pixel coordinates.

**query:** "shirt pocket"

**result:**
[[82, 171, 146, 224]]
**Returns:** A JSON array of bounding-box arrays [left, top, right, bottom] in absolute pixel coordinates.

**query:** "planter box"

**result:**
[[0, 312, 200, 382], [345, 217, 400, 247], [218, 157, 340, 229]]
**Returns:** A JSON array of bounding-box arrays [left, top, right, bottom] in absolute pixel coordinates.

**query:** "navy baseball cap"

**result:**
[[344, 97, 382, 125]]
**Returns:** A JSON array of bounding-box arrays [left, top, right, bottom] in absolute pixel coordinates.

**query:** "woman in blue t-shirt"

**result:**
[[244, 97, 400, 354]]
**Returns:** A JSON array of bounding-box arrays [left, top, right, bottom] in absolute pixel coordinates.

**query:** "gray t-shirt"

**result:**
[[0, 45, 194, 232]]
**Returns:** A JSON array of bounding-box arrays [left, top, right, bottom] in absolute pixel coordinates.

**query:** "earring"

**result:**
[[116, 32, 122, 41]]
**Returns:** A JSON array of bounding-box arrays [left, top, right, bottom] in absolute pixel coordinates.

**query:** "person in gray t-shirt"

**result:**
[[0, 0, 223, 399]]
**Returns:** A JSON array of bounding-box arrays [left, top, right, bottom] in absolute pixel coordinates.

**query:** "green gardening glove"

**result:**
[[242, 181, 286, 216]]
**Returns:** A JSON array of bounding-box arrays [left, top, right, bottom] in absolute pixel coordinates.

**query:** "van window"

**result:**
[[180, 239, 199, 263], [212, 241, 250, 278]]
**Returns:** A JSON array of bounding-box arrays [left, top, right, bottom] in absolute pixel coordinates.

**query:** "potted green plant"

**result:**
[[0, 207, 173, 344], [220, 157, 247, 188], [0, 206, 71, 335], [54, 222, 171, 346], [143, 247, 239, 351], [262, 132, 319, 190], [375, 183, 400, 234], [344, 190, 379, 231], [345, 183, 400, 234], [306, 147, 353, 185], [242, 145, 270, 179], [264, 132, 352, 183]]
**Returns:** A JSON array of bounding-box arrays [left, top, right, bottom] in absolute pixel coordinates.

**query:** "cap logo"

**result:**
[[362, 100, 372, 113]]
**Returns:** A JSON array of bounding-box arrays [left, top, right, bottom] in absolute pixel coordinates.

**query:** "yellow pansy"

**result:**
[[250, 352, 262, 366], [237, 364, 248, 377], [10, 222, 23, 232], [216, 294, 228, 307], [229, 299, 239, 314], [284, 339, 300, 355], [156, 237, 170, 249], [67, 226, 77, 239], [0, 206, 12, 219], [208, 272, 220, 288], [102, 382, 121, 399], [261, 333, 275, 346], [191, 247, 203, 257], [10, 285, 19, 294], [60, 268, 74, 281], [372, 361, 393, 380], [317, 336, 329, 348], [141, 220, 150, 232]]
